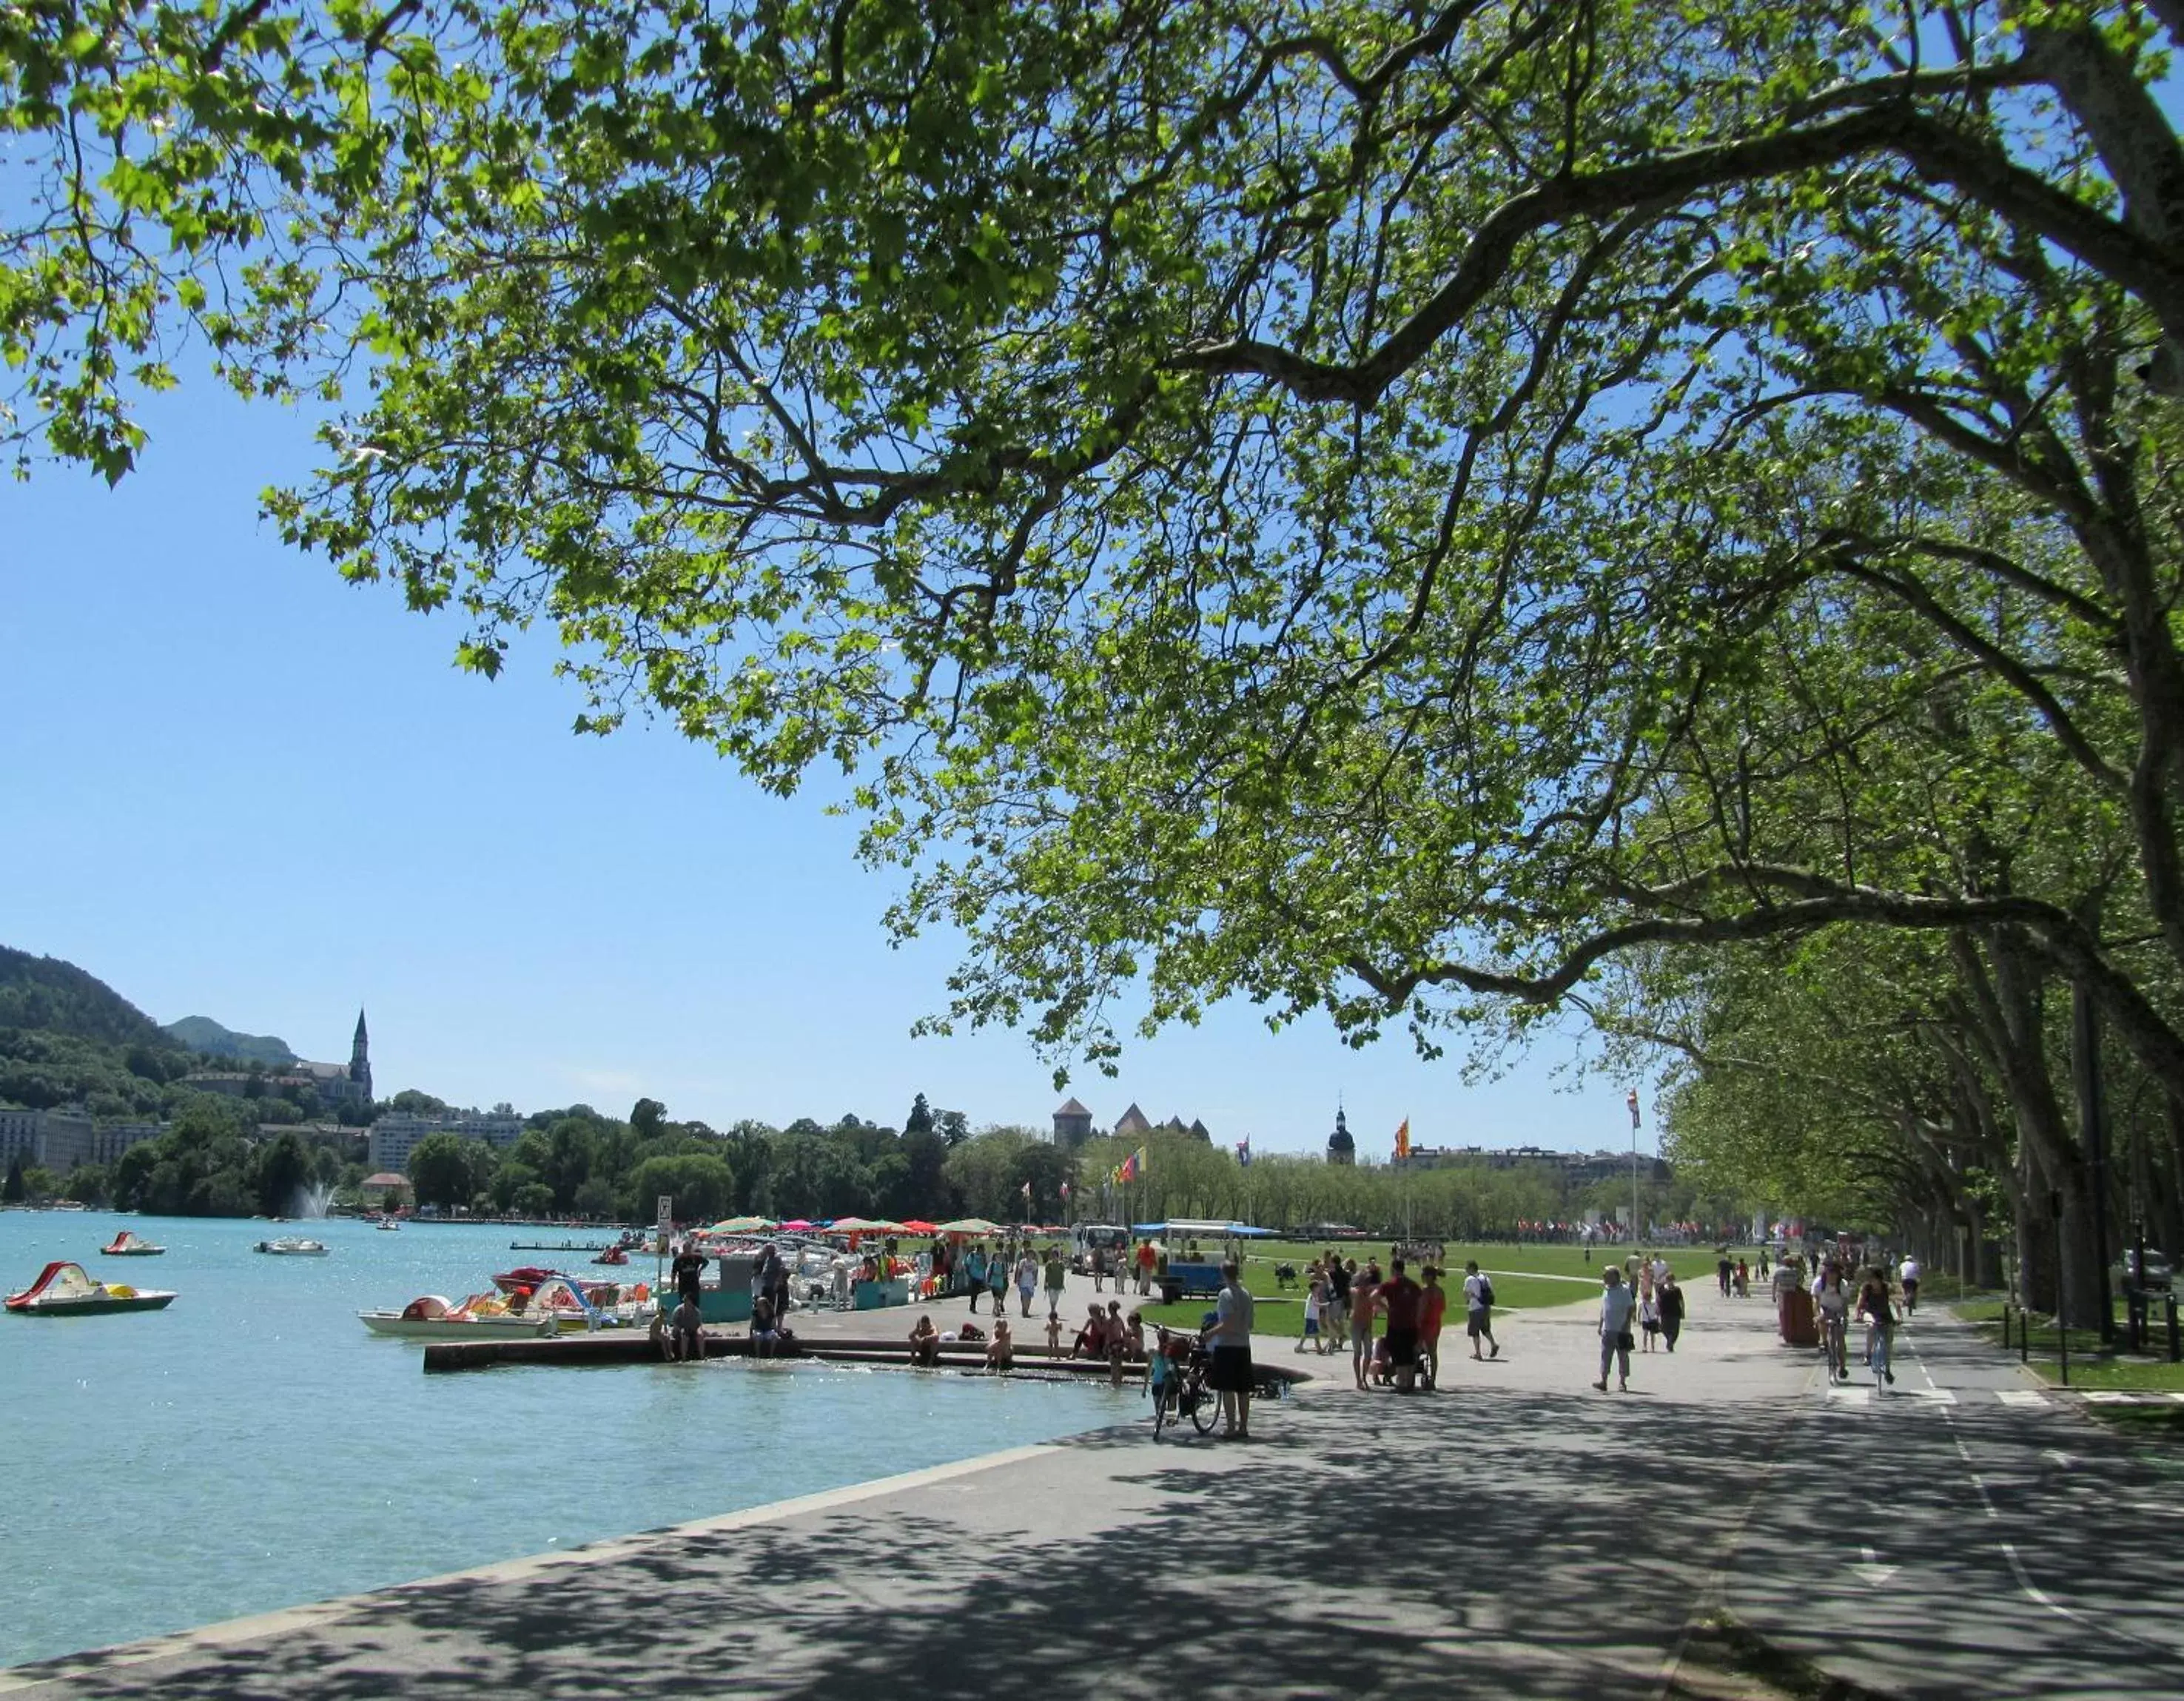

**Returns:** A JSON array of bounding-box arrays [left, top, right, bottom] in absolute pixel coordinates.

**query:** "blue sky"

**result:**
[[1, 378, 1645, 1158]]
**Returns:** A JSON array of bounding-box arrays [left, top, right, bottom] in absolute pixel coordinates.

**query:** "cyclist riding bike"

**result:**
[[1856, 1268, 1898, 1389], [1812, 1260, 1852, 1383], [1898, 1253, 1921, 1315]]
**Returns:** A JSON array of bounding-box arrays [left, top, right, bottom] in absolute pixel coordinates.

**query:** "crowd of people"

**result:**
[[665, 1227, 1930, 1416]]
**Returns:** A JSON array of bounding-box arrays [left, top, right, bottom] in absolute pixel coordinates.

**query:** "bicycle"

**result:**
[[1150, 1339, 1220, 1438], [1821, 1307, 1849, 1381]]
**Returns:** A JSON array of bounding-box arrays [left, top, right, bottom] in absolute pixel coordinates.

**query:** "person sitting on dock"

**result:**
[[908, 1313, 941, 1366], [1072, 1309, 1109, 1360], [668, 1294, 704, 1363], [987, 1318, 1014, 1373], [750, 1292, 782, 1358]]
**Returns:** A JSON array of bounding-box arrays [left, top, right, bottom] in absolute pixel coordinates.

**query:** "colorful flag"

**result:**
[[1394, 1117, 1411, 1161], [1116, 1147, 1144, 1184], [1021, 1180, 1032, 1199], [1627, 1088, 1641, 1128], [1236, 1135, 1252, 1167], [1060, 1181, 1070, 1199]]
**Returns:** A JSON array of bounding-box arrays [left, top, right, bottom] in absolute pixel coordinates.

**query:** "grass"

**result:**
[[1954, 1295, 2184, 1392], [1128, 1238, 1748, 1330]]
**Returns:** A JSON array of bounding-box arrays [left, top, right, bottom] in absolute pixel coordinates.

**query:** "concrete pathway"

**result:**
[[1722, 1306, 2184, 1700], [7, 1278, 2180, 1699]]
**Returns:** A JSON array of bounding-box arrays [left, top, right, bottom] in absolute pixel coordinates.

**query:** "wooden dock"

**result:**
[[419, 1333, 1308, 1395]]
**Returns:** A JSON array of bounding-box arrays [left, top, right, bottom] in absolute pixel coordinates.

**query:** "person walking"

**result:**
[[1639, 1282, 1661, 1352], [1090, 1244, 1108, 1294], [1296, 1269, 1323, 1354], [1716, 1252, 1734, 1298], [1658, 1271, 1686, 1352], [1323, 1253, 1351, 1345], [1462, 1260, 1499, 1360], [1203, 1261, 1257, 1438], [1594, 1266, 1636, 1392], [1349, 1260, 1381, 1391], [988, 1249, 1009, 1315], [1733, 1257, 1750, 1299], [1042, 1244, 1066, 1318], [1136, 1237, 1158, 1295], [964, 1244, 987, 1312], [1420, 1266, 1449, 1389], [1015, 1248, 1038, 1318]]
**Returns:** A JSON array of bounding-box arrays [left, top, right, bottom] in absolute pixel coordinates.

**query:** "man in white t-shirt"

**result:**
[[1462, 1261, 1500, 1360], [1898, 1255, 1921, 1314]]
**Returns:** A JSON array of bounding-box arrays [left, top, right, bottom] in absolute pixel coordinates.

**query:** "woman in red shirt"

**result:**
[[1419, 1266, 1449, 1390]]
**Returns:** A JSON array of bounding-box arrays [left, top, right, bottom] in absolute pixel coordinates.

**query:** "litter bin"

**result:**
[[1778, 1284, 1817, 1347]]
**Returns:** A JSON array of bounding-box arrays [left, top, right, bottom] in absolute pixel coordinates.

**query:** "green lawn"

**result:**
[[1954, 1296, 2184, 1392], [1129, 1239, 1731, 1331]]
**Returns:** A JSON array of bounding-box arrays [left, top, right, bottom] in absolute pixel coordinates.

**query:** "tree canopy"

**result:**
[[14, 1, 2184, 1284]]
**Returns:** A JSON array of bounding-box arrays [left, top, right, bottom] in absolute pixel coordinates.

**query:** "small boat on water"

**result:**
[[592, 1245, 629, 1266], [377, 1217, 400, 1232], [255, 1237, 329, 1257], [101, 1229, 166, 1256], [360, 1275, 653, 1339], [357, 1292, 558, 1340], [7, 1261, 177, 1315]]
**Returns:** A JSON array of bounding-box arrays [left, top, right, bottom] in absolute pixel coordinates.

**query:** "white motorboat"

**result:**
[[255, 1237, 329, 1256]]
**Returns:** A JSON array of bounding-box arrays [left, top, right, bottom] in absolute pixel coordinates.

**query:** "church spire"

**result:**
[[349, 1009, 372, 1101]]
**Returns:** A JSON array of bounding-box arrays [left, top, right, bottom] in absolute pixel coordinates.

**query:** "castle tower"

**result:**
[[349, 1009, 372, 1102], [1327, 1106, 1355, 1167], [1052, 1097, 1094, 1148]]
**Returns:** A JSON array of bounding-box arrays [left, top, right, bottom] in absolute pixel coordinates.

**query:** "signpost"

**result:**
[[656, 1194, 673, 1295], [1627, 1090, 1642, 1247]]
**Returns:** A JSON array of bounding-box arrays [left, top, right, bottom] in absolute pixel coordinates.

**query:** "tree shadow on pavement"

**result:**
[[11, 1378, 1874, 1701]]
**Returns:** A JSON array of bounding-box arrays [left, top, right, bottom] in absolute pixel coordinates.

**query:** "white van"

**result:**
[[1070, 1223, 1130, 1275]]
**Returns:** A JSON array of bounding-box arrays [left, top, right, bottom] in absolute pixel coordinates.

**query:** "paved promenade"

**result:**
[[9, 1274, 2184, 1700]]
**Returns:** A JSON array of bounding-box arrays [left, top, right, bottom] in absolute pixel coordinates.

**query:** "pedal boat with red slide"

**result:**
[[7, 1261, 177, 1315]]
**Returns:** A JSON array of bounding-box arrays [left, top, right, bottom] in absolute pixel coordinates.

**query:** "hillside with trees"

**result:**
[[162, 1017, 298, 1067], [0, 948, 180, 1053]]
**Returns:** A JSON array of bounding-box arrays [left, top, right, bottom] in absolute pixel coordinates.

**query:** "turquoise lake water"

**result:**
[[0, 1211, 1132, 1669]]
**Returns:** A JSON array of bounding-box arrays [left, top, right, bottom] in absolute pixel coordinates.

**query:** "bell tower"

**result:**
[[349, 1009, 372, 1102]]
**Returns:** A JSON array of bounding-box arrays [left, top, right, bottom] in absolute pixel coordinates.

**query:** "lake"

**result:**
[[0, 1210, 1131, 1669]]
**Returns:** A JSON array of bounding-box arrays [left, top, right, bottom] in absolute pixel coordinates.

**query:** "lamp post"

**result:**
[[1627, 1089, 1642, 1247]]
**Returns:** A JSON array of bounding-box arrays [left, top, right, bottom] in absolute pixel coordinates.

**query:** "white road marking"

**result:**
[[1904, 1386, 1957, 1403], [1824, 1383, 1871, 1403], [1995, 1389, 2049, 1406], [2001, 1542, 2184, 1660], [1852, 1545, 1900, 1585]]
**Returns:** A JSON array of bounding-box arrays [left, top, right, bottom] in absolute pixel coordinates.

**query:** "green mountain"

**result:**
[[0, 947, 178, 1050], [163, 1016, 298, 1067]]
